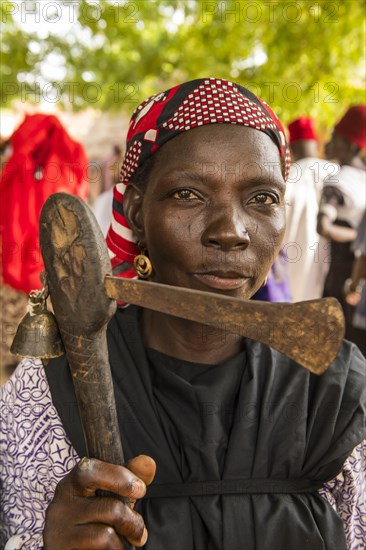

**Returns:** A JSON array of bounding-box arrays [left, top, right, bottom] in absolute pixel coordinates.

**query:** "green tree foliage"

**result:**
[[1, 2, 46, 100], [1, 0, 365, 127]]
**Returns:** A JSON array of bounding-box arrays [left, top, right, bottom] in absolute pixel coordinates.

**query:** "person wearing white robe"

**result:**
[[284, 117, 337, 302]]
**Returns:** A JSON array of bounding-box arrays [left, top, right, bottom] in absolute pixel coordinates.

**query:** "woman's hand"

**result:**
[[43, 455, 156, 550]]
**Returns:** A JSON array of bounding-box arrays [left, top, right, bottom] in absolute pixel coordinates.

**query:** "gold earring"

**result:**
[[134, 250, 153, 279]]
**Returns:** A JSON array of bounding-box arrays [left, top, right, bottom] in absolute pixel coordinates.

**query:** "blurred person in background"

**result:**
[[101, 144, 123, 192], [0, 113, 89, 295], [93, 187, 114, 237], [93, 144, 124, 236], [317, 106, 366, 347], [251, 251, 292, 302], [0, 137, 11, 169], [0, 114, 89, 380], [343, 210, 366, 356], [284, 117, 337, 302]]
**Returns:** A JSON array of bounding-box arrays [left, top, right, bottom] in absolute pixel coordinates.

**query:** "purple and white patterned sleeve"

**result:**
[[1, 359, 364, 549], [0, 358, 79, 549], [319, 441, 366, 550]]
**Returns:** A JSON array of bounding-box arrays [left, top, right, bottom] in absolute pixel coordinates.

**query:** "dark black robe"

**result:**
[[46, 306, 365, 550]]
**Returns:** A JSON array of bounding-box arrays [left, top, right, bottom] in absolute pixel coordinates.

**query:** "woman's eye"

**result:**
[[249, 193, 278, 205], [173, 189, 198, 200]]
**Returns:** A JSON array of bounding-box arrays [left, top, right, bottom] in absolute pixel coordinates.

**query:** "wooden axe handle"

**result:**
[[40, 193, 122, 465]]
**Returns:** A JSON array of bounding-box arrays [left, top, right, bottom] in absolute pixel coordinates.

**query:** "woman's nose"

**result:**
[[201, 205, 250, 251]]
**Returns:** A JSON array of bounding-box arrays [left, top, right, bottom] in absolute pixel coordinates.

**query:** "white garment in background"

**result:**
[[319, 165, 366, 228], [284, 158, 338, 302], [92, 189, 114, 237]]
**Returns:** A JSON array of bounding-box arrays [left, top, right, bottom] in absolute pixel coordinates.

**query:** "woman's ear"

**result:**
[[123, 183, 146, 244]]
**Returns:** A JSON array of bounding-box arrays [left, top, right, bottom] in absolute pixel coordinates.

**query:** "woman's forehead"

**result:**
[[154, 124, 282, 168], [147, 125, 285, 192], [120, 79, 289, 186]]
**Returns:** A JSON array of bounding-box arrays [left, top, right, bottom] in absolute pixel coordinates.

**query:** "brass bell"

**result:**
[[11, 273, 65, 359]]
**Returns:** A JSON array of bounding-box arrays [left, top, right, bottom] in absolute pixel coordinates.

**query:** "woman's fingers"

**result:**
[[124, 455, 156, 509], [59, 457, 147, 499], [73, 496, 147, 546], [53, 523, 125, 550], [126, 455, 156, 487], [45, 493, 147, 549], [44, 456, 155, 548]]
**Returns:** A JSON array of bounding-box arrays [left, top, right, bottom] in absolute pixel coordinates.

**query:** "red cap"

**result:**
[[334, 105, 366, 149], [288, 117, 318, 144]]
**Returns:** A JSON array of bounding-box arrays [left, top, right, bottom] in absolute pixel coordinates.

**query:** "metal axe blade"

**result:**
[[104, 277, 345, 375]]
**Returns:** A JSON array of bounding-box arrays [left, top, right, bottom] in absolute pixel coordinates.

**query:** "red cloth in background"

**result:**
[[0, 114, 89, 293], [288, 116, 318, 143], [334, 105, 366, 149]]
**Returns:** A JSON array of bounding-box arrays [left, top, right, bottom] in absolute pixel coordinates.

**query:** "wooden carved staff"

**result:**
[[40, 193, 123, 464]]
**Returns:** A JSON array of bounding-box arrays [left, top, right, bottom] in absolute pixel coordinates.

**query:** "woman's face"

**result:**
[[126, 124, 286, 300]]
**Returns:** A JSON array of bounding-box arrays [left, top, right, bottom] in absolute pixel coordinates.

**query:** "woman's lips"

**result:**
[[192, 272, 249, 290]]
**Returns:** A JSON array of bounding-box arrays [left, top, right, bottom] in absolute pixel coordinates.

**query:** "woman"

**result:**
[[1, 79, 365, 550]]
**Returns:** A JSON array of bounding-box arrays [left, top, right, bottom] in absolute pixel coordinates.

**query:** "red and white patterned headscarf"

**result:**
[[106, 77, 290, 277]]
